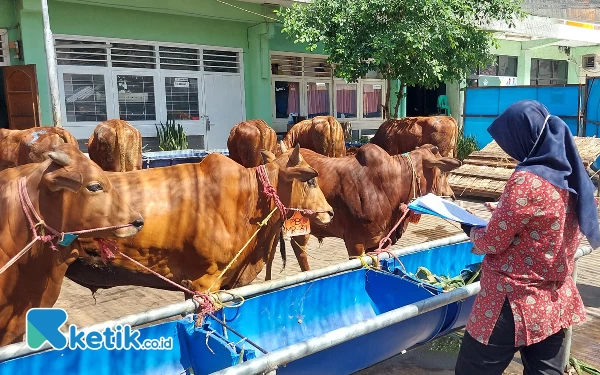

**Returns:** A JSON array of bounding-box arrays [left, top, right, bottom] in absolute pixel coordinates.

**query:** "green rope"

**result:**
[[414, 265, 481, 291], [570, 357, 600, 375]]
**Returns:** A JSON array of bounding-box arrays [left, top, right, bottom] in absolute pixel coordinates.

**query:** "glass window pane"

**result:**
[[63, 73, 107, 122], [538, 59, 553, 79], [117, 75, 156, 121], [497, 56, 517, 77], [274, 81, 300, 119], [480, 57, 498, 76], [363, 83, 383, 118], [557, 61, 568, 81], [530, 59, 539, 80], [165, 77, 199, 120], [307, 82, 330, 118], [336, 83, 357, 118]]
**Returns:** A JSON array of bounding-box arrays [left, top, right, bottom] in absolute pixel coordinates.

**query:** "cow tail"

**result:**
[[279, 230, 286, 271]]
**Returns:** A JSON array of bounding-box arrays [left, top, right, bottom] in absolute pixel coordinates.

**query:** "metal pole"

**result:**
[[563, 259, 579, 371], [40, 0, 63, 127], [209, 283, 483, 375]]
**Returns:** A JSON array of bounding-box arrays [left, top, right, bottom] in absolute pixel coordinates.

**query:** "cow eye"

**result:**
[[307, 178, 316, 187], [87, 183, 103, 192]]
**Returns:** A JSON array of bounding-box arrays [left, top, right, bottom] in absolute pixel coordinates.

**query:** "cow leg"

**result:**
[[344, 238, 366, 259], [264, 232, 280, 281], [290, 234, 311, 271]]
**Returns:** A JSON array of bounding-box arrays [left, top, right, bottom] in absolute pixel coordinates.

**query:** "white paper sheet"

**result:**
[[410, 193, 489, 227]]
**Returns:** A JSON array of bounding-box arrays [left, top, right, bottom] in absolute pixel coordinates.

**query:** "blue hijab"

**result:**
[[488, 100, 600, 249]]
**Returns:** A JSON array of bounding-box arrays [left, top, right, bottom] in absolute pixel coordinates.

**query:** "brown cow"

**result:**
[[370, 116, 460, 199], [283, 116, 346, 157], [0, 144, 143, 345], [289, 144, 461, 271], [65, 144, 333, 294], [370, 116, 459, 158], [88, 119, 143, 172], [227, 119, 278, 168], [0, 127, 78, 170]]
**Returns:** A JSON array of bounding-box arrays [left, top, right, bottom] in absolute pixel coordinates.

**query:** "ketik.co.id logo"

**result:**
[[26, 308, 172, 350]]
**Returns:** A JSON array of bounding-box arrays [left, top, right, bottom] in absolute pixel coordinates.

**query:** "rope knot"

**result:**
[[257, 165, 286, 219], [95, 238, 116, 264]]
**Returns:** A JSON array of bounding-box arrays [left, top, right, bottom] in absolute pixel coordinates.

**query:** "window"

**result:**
[[271, 53, 385, 124], [362, 83, 383, 118], [54, 36, 242, 128], [0, 29, 9, 66], [63, 73, 107, 122], [274, 81, 300, 119], [472, 55, 518, 77], [530, 59, 568, 85], [165, 77, 199, 120], [336, 83, 357, 118], [117, 75, 156, 121], [307, 82, 330, 118]]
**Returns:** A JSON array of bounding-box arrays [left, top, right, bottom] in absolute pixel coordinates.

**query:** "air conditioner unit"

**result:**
[[583, 54, 599, 70]]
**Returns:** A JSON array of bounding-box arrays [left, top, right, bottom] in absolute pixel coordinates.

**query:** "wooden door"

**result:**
[[2, 65, 41, 129]]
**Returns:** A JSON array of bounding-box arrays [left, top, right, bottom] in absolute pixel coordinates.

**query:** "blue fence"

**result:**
[[464, 85, 582, 147], [585, 77, 600, 137]]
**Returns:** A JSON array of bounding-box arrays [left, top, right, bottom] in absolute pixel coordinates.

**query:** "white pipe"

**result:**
[[40, 0, 63, 127], [211, 246, 592, 375], [216, 234, 470, 304], [209, 283, 483, 375]]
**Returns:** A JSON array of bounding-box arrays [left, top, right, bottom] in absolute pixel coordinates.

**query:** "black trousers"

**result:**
[[455, 298, 567, 375]]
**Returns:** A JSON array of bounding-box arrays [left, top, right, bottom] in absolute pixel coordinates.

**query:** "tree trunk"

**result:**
[[393, 82, 406, 119], [384, 78, 392, 120]]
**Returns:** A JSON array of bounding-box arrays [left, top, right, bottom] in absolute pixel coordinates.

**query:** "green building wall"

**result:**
[[4, 0, 600, 129]]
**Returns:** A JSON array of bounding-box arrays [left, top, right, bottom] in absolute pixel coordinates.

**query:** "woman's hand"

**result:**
[[485, 202, 498, 212]]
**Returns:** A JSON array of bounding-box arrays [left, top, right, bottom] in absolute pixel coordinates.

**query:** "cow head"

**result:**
[[410, 144, 461, 199], [261, 142, 333, 226], [36, 144, 143, 238]]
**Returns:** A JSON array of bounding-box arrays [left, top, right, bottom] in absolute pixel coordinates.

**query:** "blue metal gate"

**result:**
[[463, 84, 582, 147], [584, 77, 600, 137]]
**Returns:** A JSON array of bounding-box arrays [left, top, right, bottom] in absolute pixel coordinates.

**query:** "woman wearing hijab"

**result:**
[[455, 100, 600, 375]]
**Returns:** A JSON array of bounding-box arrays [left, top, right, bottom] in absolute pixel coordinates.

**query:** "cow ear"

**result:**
[[279, 141, 288, 154], [260, 150, 276, 164], [423, 157, 462, 172], [42, 169, 83, 193], [282, 166, 318, 182], [47, 151, 72, 166], [289, 144, 301, 166]]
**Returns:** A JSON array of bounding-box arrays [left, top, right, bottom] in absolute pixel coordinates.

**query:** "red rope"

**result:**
[[95, 238, 217, 318], [256, 165, 287, 219], [367, 203, 411, 272], [0, 177, 135, 276]]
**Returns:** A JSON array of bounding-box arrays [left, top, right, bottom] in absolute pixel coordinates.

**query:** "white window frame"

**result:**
[[333, 78, 358, 120], [271, 51, 386, 129], [359, 79, 385, 121], [0, 29, 9, 66], [54, 34, 244, 138]]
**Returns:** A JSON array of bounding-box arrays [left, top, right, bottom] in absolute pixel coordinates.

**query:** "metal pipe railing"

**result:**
[[0, 234, 469, 362], [209, 246, 593, 375]]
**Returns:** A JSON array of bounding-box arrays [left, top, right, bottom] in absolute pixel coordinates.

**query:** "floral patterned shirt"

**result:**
[[466, 171, 585, 346]]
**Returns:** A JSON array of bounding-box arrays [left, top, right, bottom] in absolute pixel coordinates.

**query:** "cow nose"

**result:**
[[327, 210, 334, 219], [132, 218, 144, 228]]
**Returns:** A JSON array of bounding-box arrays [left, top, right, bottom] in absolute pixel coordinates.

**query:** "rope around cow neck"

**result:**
[[0, 177, 134, 276]]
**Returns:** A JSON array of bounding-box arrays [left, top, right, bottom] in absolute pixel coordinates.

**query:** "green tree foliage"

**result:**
[[277, 0, 524, 118]]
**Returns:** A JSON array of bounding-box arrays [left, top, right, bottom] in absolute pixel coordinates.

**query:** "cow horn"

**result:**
[[280, 141, 288, 153], [290, 144, 301, 165], [47, 151, 71, 166]]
